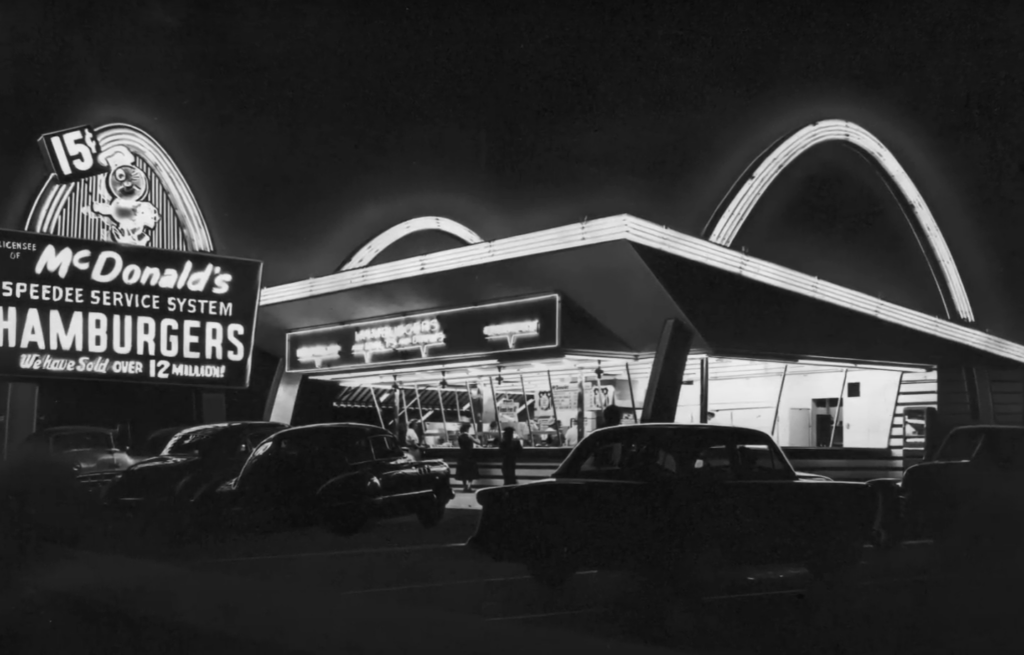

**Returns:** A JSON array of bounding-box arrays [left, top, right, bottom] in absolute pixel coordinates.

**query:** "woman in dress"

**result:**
[[455, 423, 480, 492]]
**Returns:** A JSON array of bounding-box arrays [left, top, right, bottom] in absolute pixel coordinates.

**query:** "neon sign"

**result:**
[[285, 295, 560, 374], [353, 318, 446, 363], [296, 344, 343, 368], [0, 228, 261, 388], [483, 319, 540, 348], [27, 123, 215, 253]]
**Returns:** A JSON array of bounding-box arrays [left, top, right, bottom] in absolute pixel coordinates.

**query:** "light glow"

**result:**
[[295, 344, 343, 368], [27, 124, 214, 252], [704, 119, 973, 322], [340, 216, 484, 271], [353, 318, 446, 362], [483, 319, 540, 348], [263, 214, 1024, 366]]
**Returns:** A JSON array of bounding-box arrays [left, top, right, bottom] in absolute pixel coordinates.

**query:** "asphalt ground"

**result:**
[[4, 491, 1024, 654]]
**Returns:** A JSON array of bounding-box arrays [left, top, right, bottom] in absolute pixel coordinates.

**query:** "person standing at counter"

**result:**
[[602, 404, 623, 428], [499, 427, 524, 486], [455, 423, 480, 492]]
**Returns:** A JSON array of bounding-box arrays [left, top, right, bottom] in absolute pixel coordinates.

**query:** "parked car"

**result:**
[[900, 425, 1024, 545], [18, 426, 137, 492], [103, 422, 288, 517], [467, 423, 878, 589], [142, 425, 191, 457], [177, 423, 454, 540]]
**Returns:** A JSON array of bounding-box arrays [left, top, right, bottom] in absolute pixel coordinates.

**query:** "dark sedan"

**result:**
[[103, 422, 288, 520], [900, 425, 1024, 545], [186, 423, 455, 538], [468, 423, 878, 589]]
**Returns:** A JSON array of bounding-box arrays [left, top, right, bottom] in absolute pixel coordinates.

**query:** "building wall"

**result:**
[[673, 359, 903, 448]]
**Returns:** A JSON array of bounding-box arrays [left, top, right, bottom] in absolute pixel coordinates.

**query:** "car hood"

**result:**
[[110, 454, 204, 499]]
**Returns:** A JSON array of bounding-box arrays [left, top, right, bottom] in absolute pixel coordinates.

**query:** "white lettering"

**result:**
[[204, 322, 224, 360], [20, 309, 45, 349], [137, 316, 156, 356], [87, 313, 107, 352], [182, 319, 201, 359], [159, 318, 179, 357], [226, 324, 245, 362], [92, 251, 123, 283], [49, 310, 83, 351], [113, 315, 133, 355], [0, 307, 16, 347]]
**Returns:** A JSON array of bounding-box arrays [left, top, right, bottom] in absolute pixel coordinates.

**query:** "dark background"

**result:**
[[2, 1, 1022, 339]]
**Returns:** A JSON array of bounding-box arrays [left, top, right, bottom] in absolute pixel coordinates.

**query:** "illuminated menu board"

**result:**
[[286, 294, 561, 373], [0, 228, 262, 387]]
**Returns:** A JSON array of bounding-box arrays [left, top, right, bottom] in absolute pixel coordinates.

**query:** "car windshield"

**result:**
[[49, 430, 113, 452], [555, 426, 794, 482], [972, 429, 1024, 469], [936, 430, 987, 461], [163, 424, 259, 457]]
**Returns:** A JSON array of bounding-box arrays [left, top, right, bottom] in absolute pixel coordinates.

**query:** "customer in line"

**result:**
[[499, 427, 524, 486], [455, 423, 480, 492]]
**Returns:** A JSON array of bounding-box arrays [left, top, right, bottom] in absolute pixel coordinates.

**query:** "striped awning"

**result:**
[[333, 386, 472, 413]]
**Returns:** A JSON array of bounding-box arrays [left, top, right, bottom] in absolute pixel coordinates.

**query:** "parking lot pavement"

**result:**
[[17, 547, 684, 655]]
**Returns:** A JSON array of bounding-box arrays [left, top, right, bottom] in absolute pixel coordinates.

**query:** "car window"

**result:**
[[559, 426, 793, 482], [347, 437, 374, 463], [975, 431, 1024, 469], [51, 431, 113, 452], [243, 424, 285, 450], [370, 434, 403, 460], [936, 430, 985, 461]]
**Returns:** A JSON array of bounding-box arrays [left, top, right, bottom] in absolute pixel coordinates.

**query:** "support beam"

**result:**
[[200, 392, 227, 424], [264, 359, 303, 425], [642, 319, 695, 423], [4, 382, 38, 461], [699, 358, 710, 423]]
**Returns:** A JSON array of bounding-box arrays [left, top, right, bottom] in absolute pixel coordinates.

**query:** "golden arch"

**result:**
[[702, 119, 973, 323], [340, 216, 484, 271]]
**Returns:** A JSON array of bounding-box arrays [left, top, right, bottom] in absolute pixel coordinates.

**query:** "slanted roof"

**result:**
[[258, 214, 1024, 370]]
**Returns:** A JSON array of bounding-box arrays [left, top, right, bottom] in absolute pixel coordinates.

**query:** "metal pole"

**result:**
[[546, 370, 560, 440], [414, 384, 426, 426], [771, 365, 789, 438], [438, 384, 450, 444], [520, 374, 534, 446], [488, 375, 501, 430], [625, 362, 638, 422], [465, 383, 479, 433], [699, 358, 710, 423], [888, 371, 905, 453], [829, 368, 849, 448], [370, 387, 386, 429], [577, 371, 586, 442]]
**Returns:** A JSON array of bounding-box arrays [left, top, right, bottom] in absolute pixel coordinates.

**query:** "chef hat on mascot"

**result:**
[[97, 145, 135, 170]]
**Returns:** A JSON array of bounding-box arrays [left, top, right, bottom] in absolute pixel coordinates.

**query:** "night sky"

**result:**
[[2, 1, 1023, 341]]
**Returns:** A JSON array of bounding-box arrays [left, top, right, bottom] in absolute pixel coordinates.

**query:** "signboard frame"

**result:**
[[0, 228, 263, 389], [285, 294, 561, 374]]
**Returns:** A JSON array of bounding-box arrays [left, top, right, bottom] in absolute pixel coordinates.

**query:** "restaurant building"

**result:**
[[1, 123, 264, 457], [256, 120, 1024, 485]]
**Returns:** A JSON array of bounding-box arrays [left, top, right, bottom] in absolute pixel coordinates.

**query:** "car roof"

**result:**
[[589, 423, 772, 436], [271, 423, 391, 441], [950, 425, 1024, 431], [35, 425, 116, 435]]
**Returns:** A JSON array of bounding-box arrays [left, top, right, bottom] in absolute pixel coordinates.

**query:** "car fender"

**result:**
[[317, 471, 376, 501]]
